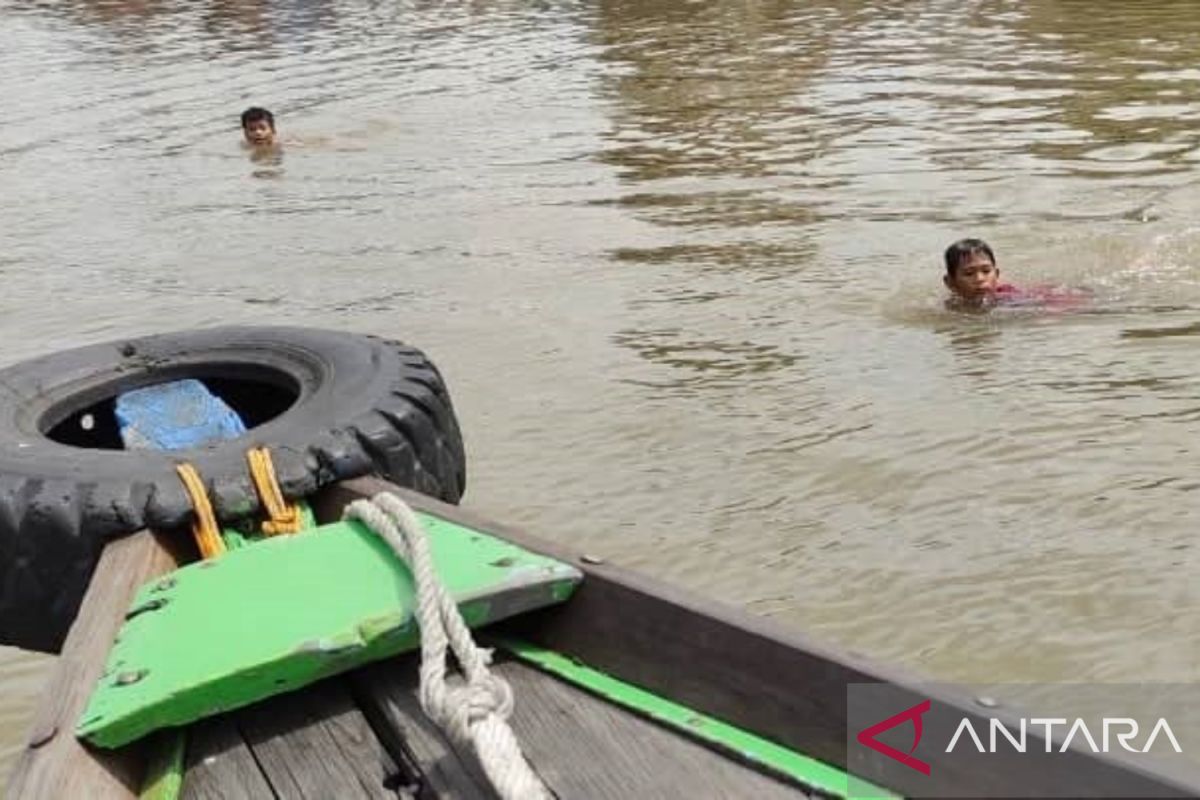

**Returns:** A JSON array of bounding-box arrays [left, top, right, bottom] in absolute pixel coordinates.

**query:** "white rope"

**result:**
[[344, 492, 551, 800]]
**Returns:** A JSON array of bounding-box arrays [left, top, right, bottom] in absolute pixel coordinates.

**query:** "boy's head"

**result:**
[[240, 107, 276, 147], [943, 237, 999, 302]]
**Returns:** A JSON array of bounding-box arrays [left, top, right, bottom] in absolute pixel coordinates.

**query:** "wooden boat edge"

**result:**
[[317, 477, 1200, 799]]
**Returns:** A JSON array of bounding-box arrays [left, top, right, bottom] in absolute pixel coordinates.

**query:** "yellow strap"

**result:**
[[246, 447, 303, 535], [175, 463, 227, 559]]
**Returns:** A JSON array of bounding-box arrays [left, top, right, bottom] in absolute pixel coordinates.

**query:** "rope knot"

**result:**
[[342, 493, 551, 800], [423, 672, 515, 738], [247, 446, 304, 535], [435, 676, 515, 743]]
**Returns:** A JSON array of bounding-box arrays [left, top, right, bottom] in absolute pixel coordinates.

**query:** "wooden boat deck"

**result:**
[[14, 476, 1200, 799], [181, 651, 813, 799]]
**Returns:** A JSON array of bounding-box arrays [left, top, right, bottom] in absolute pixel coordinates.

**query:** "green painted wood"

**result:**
[[78, 515, 581, 749], [496, 636, 895, 799]]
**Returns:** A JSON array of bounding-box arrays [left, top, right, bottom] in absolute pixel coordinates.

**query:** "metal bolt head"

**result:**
[[114, 669, 148, 686]]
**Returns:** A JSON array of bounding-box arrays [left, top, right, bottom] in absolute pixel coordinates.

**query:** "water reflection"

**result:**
[[1017, 1, 1200, 169], [18, 0, 337, 49], [611, 241, 813, 280], [612, 327, 798, 395], [594, 0, 832, 186], [937, 324, 1005, 386], [1121, 320, 1200, 339], [594, 0, 827, 395], [199, 0, 270, 42], [595, 0, 835, 181], [247, 145, 284, 178]]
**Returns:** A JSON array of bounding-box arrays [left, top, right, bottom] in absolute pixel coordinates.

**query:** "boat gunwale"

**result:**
[[316, 476, 1200, 800]]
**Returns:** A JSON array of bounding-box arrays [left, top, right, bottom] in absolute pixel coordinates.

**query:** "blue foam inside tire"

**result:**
[[115, 380, 246, 450]]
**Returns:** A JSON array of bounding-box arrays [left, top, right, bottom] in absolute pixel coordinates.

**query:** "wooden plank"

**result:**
[[181, 717, 274, 800], [316, 479, 1200, 800], [354, 650, 808, 800], [350, 656, 499, 800], [5, 530, 184, 800], [496, 656, 809, 799], [235, 678, 400, 799]]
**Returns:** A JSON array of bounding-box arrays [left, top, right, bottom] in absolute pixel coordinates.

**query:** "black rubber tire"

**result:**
[[0, 326, 466, 653]]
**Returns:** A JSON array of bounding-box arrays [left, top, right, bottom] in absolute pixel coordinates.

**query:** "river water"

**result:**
[[2, 0, 1199, 780]]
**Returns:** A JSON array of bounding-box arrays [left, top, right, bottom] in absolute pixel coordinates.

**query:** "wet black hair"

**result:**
[[944, 238, 995, 277], [240, 106, 275, 130]]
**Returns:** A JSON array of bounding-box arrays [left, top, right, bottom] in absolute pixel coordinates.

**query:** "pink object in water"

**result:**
[[992, 283, 1091, 310]]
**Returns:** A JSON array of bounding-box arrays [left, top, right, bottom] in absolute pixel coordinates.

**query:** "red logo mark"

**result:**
[[856, 699, 932, 775]]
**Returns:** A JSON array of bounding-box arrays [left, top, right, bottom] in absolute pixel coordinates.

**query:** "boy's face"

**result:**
[[945, 252, 999, 302], [243, 119, 276, 147]]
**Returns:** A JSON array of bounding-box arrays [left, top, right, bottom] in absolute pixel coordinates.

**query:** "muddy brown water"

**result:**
[[2, 0, 1200, 780]]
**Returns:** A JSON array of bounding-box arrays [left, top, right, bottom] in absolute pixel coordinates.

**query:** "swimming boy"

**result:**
[[241, 107, 278, 149], [942, 237, 1089, 311]]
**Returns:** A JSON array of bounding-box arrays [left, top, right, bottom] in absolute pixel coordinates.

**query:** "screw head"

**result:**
[[114, 669, 149, 686]]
